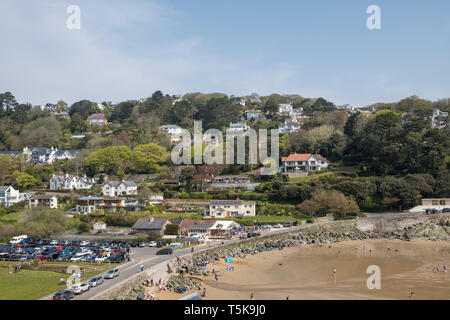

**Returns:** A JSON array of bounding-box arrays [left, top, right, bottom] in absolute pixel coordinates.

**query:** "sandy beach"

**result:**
[[148, 239, 450, 300]]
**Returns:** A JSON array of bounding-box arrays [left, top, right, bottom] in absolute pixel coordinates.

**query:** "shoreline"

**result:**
[[150, 238, 450, 300]]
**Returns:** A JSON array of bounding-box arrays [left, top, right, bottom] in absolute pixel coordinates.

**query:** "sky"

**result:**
[[1, 0, 449, 107]]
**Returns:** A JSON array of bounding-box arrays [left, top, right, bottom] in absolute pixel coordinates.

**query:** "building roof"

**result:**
[[315, 154, 328, 162], [132, 218, 170, 230], [179, 219, 216, 229], [210, 200, 255, 205], [0, 186, 13, 192], [211, 221, 238, 229], [87, 113, 106, 121], [281, 153, 312, 162], [105, 181, 137, 187]]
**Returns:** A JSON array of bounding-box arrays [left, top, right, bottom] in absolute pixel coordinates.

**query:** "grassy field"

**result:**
[[287, 171, 335, 183], [0, 261, 116, 300], [0, 211, 22, 224]]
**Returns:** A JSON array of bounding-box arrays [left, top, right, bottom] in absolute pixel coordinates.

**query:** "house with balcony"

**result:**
[[228, 122, 249, 133], [75, 196, 142, 214], [279, 153, 329, 173], [0, 186, 22, 207], [28, 194, 58, 209]]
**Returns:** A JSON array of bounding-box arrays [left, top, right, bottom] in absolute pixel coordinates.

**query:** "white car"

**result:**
[[95, 255, 110, 262], [71, 283, 90, 295], [273, 224, 283, 228], [80, 241, 90, 246], [49, 240, 59, 245], [148, 241, 157, 247]]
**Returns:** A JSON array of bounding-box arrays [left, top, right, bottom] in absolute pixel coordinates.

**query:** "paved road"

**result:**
[[73, 227, 296, 300]]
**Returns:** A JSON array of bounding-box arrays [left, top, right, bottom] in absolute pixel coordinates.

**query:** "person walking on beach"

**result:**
[[140, 264, 144, 272], [202, 288, 207, 297], [250, 293, 254, 300], [332, 268, 336, 276], [214, 273, 219, 281], [409, 291, 416, 298], [443, 264, 448, 273]]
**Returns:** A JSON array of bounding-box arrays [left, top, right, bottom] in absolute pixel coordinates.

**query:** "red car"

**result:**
[[34, 255, 47, 261]]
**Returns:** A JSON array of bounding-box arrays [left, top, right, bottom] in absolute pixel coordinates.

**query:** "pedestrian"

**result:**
[[14, 265, 17, 273], [214, 273, 218, 281], [443, 265, 448, 273], [140, 264, 144, 272], [202, 288, 207, 297], [286, 296, 289, 300], [409, 291, 415, 298], [150, 279, 154, 286], [250, 293, 254, 300], [332, 268, 337, 276], [159, 278, 162, 285], [18, 264, 21, 272]]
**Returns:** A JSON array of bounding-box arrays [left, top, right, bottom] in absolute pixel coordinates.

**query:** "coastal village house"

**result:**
[[0, 147, 79, 164], [278, 103, 293, 115], [159, 125, 183, 143], [49, 174, 95, 190], [102, 181, 137, 197], [178, 219, 216, 237], [279, 153, 329, 173], [207, 175, 260, 191], [279, 121, 300, 134], [0, 186, 24, 207], [75, 196, 142, 214], [228, 122, 249, 133], [132, 218, 171, 235], [28, 194, 58, 209], [87, 113, 107, 126], [205, 200, 256, 218]]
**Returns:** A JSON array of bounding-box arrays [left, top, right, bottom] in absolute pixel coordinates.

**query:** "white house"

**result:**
[[279, 121, 300, 134], [28, 195, 58, 209], [49, 174, 95, 190], [148, 194, 164, 205], [278, 103, 293, 115], [102, 181, 137, 197], [159, 125, 183, 143], [205, 200, 256, 218], [279, 153, 329, 173], [228, 122, 249, 133], [0, 186, 22, 207], [93, 221, 107, 232]]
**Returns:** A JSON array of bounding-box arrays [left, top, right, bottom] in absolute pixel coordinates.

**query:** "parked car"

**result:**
[[53, 289, 75, 300], [425, 208, 438, 214], [273, 224, 283, 228], [71, 283, 90, 295], [104, 268, 120, 279], [138, 242, 147, 247], [95, 255, 110, 263], [442, 208, 450, 213], [88, 276, 104, 287], [148, 241, 157, 247], [156, 248, 173, 255]]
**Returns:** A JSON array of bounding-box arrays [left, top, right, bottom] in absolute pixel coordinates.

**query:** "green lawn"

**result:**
[[0, 261, 117, 300]]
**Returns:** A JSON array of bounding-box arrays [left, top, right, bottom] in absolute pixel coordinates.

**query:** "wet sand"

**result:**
[[150, 239, 450, 300]]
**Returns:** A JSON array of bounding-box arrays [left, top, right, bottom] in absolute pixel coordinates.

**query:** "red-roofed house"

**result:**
[[179, 219, 216, 236], [87, 113, 107, 126], [280, 153, 329, 173]]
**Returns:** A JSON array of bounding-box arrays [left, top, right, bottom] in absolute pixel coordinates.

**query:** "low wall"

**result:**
[[356, 213, 449, 233]]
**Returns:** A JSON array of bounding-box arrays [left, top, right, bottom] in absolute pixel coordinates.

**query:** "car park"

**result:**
[[53, 290, 75, 300], [88, 276, 104, 287], [104, 268, 120, 279]]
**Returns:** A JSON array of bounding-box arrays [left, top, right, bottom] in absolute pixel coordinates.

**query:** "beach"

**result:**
[[150, 239, 450, 300]]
